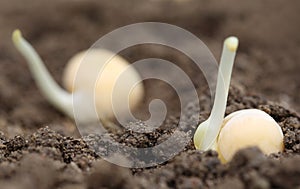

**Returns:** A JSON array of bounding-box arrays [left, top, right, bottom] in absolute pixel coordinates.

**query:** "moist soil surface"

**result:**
[[0, 0, 299, 189]]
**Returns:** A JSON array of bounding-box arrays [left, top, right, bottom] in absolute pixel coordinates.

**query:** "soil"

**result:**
[[0, 0, 299, 188]]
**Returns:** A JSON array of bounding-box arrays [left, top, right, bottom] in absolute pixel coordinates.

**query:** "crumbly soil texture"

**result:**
[[0, 0, 299, 189]]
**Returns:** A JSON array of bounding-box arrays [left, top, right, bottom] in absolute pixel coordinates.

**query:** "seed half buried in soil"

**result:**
[[193, 36, 284, 163]]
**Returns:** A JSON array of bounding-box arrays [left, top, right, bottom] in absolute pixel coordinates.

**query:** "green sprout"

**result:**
[[194, 36, 239, 151], [12, 30, 74, 118]]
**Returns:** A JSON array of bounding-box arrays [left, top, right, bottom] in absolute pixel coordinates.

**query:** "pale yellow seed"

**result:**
[[217, 109, 284, 163], [62, 49, 144, 119]]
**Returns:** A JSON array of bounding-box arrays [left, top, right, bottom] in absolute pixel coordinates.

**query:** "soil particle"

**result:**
[[0, 86, 299, 188], [0, 153, 57, 189], [86, 160, 134, 189], [223, 147, 300, 189]]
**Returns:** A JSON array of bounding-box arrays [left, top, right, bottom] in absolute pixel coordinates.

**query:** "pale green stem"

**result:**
[[200, 37, 239, 150], [12, 30, 74, 119]]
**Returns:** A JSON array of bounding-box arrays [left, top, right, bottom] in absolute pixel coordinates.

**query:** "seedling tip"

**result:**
[[12, 29, 22, 45], [225, 36, 239, 52]]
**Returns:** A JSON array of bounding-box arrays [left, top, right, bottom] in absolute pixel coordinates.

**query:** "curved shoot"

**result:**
[[12, 30, 74, 118]]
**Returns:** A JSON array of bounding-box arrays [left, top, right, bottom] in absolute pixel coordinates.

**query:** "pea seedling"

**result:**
[[12, 30, 144, 123], [194, 36, 284, 162]]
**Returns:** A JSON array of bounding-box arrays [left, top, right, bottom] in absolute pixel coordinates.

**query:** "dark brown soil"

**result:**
[[0, 0, 299, 188]]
